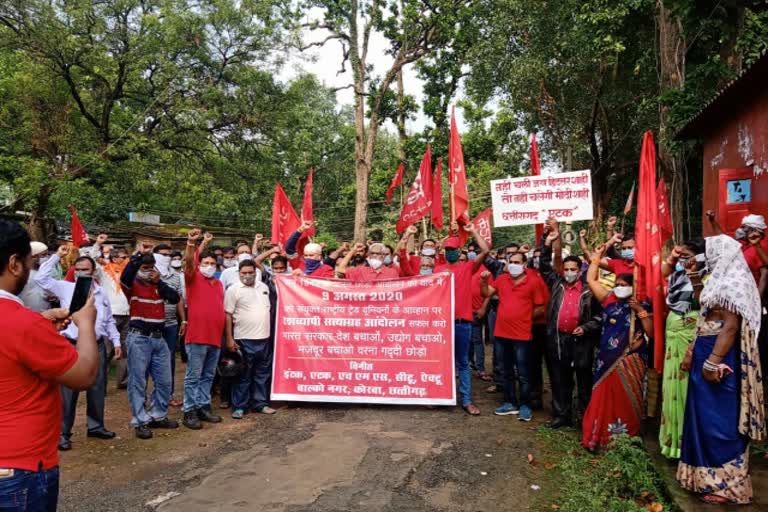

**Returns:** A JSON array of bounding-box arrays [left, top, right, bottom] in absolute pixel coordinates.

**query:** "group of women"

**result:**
[[576, 214, 767, 505]]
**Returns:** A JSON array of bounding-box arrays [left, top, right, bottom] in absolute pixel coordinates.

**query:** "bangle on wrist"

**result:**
[[636, 310, 648, 319]]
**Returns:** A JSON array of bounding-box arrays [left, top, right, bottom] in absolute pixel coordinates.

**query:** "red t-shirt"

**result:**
[[434, 261, 477, 322], [492, 273, 547, 341], [527, 268, 550, 325], [0, 298, 78, 471], [471, 270, 485, 312], [742, 239, 768, 283], [346, 266, 400, 281], [185, 269, 225, 346], [557, 281, 583, 333]]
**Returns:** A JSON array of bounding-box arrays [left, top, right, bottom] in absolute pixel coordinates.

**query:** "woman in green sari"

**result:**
[[659, 240, 704, 459]]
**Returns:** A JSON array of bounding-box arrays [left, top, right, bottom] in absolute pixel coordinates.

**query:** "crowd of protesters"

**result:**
[[1, 206, 767, 509]]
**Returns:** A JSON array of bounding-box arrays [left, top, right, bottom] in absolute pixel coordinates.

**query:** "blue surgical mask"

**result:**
[[620, 249, 635, 260], [467, 251, 477, 261], [419, 268, 433, 276], [384, 255, 392, 266], [735, 228, 746, 241]]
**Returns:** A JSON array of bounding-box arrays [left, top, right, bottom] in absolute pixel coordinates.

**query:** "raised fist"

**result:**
[[57, 245, 70, 258], [299, 220, 313, 233], [579, 229, 587, 238], [406, 225, 418, 236], [203, 232, 214, 242], [480, 270, 491, 281], [187, 229, 201, 241]]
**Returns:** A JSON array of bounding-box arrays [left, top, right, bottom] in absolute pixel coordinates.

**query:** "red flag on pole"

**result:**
[[448, 108, 469, 227], [458, 207, 493, 247], [623, 182, 636, 215], [634, 131, 665, 372], [271, 183, 300, 246], [301, 168, 315, 237], [386, 163, 405, 206], [396, 146, 433, 234], [657, 177, 673, 242], [432, 158, 444, 231], [530, 132, 544, 244], [69, 205, 89, 247]]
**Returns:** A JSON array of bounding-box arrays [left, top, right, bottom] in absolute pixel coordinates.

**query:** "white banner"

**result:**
[[490, 170, 594, 227]]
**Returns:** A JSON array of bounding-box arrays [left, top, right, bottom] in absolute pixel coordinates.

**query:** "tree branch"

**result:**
[[299, 33, 349, 51]]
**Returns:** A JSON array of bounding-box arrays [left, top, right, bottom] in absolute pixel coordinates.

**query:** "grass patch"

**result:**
[[534, 428, 679, 512]]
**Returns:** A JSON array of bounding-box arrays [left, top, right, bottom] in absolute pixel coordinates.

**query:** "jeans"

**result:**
[[471, 314, 486, 373], [498, 337, 532, 408], [183, 343, 220, 412], [529, 324, 548, 406], [455, 321, 472, 407], [0, 466, 59, 512], [127, 331, 171, 427], [487, 307, 505, 387], [232, 339, 273, 411], [162, 324, 179, 396]]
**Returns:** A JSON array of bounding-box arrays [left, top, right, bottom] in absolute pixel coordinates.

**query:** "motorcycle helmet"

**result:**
[[217, 348, 246, 378]]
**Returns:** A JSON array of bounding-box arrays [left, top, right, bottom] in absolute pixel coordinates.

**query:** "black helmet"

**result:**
[[218, 348, 246, 378]]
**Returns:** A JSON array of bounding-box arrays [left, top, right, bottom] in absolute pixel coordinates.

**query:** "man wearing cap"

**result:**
[[19, 241, 53, 312], [433, 222, 490, 415]]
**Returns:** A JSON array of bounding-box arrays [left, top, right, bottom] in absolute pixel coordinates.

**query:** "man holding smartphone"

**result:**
[[35, 245, 122, 451], [0, 219, 99, 511]]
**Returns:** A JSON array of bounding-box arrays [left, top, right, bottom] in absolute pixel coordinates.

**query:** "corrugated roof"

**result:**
[[675, 49, 768, 140]]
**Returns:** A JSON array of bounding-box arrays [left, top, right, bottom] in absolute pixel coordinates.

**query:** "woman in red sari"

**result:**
[[582, 244, 653, 451]]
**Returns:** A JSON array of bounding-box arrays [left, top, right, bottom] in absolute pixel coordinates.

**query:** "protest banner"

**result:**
[[490, 169, 594, 227], [271, 273, 456, 405]]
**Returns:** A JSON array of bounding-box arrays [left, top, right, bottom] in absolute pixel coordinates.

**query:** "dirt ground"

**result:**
[[58, 363, 556, 512]]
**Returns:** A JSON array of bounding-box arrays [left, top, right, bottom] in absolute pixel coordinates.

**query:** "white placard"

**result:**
[[490, 170, 594, 227]]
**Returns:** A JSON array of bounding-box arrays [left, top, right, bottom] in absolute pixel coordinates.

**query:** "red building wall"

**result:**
[[701, 90, 768, 236]]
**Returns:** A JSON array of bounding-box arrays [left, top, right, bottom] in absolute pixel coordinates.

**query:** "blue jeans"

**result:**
[[471, 314, 486, 373], [162, 324, 179, 396], [487, 307, 505, 387], [127, 331, 171, 427], [183, 344, 220, 412], [455, 320, 472, 407], [232, 339, 273, 411], [0, 466, 59, 512], [497, 337, 532, 408]]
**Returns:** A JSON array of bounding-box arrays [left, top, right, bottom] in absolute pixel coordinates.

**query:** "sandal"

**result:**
[[477, 372, 492, 382], [462, 403, 481, 416], [219, 401, 230, 409], [169, 398, 183, 407], [700, 494, 731, 505]]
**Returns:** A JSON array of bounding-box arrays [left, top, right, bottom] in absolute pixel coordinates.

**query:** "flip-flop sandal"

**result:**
[[463, 404, 481, 416]]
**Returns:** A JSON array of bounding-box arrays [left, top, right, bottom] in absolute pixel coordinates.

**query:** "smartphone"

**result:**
[[68, 276, 93, 314]]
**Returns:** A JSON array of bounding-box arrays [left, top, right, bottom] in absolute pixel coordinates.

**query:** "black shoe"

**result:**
[[87, 429, 116, 440], [135, 425, 153, 440], [547, 417, 573, 429], [148, 418, 179, 429], [197, 407, 222, 423], [183, 411, 202, 430], [58, 438, 72, 451]]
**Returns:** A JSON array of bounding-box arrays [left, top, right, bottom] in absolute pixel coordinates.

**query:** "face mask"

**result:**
[[467, 251, 477, 261], [222, 258, 237, 268], [304, 258, 322, 274], [613, 286, 633, 299], [508, 263, 524, 277], [137, 270, 153, 282], [735, 228, 746, 241], [74, 270, 92, 280], [532, 257, 540, 268], [675, 262, 685, 273], [240, 275, 256, 286], [564, 270, 579, 283], [421, 248, 436, 257], [38, 256, 50, 266], [199, 264, 216, 278], [620, 249, 635, 261], [171, 260, 183, 269], [154, 253, 171, 275], [238, 253, 252, 263], [383, 255, 392, 266], [445, 249, 460, 263], [215, 256, 224, 266], [419, 268, 433, 275], [367, 258, 384, 270]]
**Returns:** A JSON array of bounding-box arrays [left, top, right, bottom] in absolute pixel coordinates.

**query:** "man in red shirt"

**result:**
[[0, 220, 99, 511], [433, 222, 489, 416], [182, 229, 226, 430], [337, 242, 399, 281], [481, 251, 547, 422]]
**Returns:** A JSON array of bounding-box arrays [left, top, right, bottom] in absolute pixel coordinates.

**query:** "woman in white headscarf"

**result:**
[[677, 235, 765, 504]]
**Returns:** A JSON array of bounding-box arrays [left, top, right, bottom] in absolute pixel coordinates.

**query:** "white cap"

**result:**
[[30, 241, 48, 257], [742, 214, 766, 230]]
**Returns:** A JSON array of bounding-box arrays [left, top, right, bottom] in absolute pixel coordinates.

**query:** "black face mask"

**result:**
[[352, 256, 366, 266]]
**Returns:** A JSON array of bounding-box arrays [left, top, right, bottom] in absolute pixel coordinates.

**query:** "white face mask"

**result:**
[[154, 253, 171, 276], [563, 270, 579, 283], [199, 264, 216, 278], [421, 248, 436, 257], [508, 263, 524, 277], [171, 260, 183, 269], [367, 258, 384, 270], [222, 258, 237, 268], [613, 286, 633, 299], [237, 253, 252, 263]]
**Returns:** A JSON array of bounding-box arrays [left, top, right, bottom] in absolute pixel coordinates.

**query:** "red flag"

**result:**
[[623, 182, 636, 215], [448, 108, 469, 227], [396, 146, 433, 234], [530, 132, 544, 243], [458, 207, 493, 247], [301, 168, 315, 237], [69, 205, 89, 247], [656, 178, 673, 242], [271, 183, 300, 246], [432, 158, 444, 231], [634, 131, 665, 372], [386, 163, 405, 206]]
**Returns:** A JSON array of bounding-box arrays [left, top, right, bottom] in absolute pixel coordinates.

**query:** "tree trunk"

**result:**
[[27, 184, 52, 241]]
